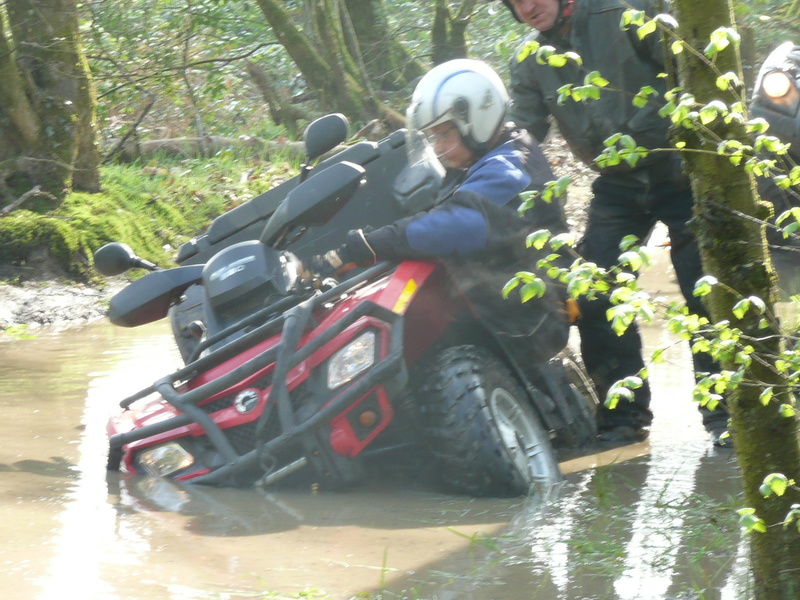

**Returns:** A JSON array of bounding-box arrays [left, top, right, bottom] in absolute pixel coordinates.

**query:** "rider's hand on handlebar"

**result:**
[[306, 229, 380, 279], [308, 250, 354, 278]]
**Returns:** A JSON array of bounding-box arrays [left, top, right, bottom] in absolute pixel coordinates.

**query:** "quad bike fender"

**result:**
[[311, 260, 458, 364]]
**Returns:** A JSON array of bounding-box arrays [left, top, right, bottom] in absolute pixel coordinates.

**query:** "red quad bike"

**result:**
[[95, 114, 598, 498]]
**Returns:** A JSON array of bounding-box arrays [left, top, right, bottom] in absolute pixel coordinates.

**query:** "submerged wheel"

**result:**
[[415, 345, 562, 497]]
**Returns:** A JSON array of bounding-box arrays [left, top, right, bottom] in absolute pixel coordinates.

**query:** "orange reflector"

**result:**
[[358, 410, 378, 428], [566, 297, 581, 323]]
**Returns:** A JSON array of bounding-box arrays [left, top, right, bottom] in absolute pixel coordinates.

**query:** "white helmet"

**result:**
[[406, 59, 509, 154]]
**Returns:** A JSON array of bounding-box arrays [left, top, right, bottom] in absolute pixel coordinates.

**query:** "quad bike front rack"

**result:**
[[109, 261, 407, 485]]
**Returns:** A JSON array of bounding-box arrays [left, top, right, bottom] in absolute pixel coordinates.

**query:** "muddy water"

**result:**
[[0, 249, 748, 600]]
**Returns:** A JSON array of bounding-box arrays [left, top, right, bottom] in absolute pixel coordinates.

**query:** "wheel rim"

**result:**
[[489, 388, 553, 488]]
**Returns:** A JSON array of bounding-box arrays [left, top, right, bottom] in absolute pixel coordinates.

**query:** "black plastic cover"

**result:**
[[259, 161, 365, 248], [108, 265, 203, 327], [203, 241, 288, 317]]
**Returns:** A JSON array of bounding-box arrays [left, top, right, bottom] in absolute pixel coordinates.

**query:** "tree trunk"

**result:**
[[343, 0, 424, 89], [245, 61, 309, 138], [671, 1, 800, 596], [254, 0, 404, 128], [0, 0, 100, 204], [431, 0, 478, 65]]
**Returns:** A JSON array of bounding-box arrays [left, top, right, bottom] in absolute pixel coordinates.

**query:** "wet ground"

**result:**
[[0, 248, 749, 600]]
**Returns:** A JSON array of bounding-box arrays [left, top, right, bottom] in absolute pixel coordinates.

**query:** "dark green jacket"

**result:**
[[508, 0, 676, 184]]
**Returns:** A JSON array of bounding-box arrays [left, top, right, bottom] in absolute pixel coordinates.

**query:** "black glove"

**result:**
[[307, 229, 379, 279], [339, 229, 378, 265]]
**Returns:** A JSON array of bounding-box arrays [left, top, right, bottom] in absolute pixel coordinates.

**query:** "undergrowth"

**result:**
[[0, 149, 301, 280]]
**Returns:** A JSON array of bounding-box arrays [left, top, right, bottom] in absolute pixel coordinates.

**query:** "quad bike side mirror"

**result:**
[[303, 113, 349, 162], [94, 242, 158, 276]]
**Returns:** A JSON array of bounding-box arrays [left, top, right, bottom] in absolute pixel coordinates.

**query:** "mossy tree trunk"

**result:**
[[671, 0, 800, 596], [343, 0, 425, 89], [254, 0, 404, 128], [0, 0, 100, 206], [431, 0, 479, 65]]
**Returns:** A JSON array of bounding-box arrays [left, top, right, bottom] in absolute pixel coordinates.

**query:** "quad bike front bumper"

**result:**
[[108, 263, 408, 487]]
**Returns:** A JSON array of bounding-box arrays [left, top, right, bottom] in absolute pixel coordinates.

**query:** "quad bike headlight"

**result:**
[[327, 330, 376, 390], [137, 442, 194, 477]]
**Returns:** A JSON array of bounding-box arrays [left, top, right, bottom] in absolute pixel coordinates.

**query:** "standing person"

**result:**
[[496, 0, 730, 445], [313, 58, 572, 368]]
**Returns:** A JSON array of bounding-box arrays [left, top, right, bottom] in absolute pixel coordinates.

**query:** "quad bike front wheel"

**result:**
[[415, 345, 562, 497]]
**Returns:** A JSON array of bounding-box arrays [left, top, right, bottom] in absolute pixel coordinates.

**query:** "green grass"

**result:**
[[0, 150, 301, 280]]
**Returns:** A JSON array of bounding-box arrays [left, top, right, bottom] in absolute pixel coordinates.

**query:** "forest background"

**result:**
[[0, 0, 798, 298]]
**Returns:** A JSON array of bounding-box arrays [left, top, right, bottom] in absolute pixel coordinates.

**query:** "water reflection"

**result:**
[[36, 323, 181, 600], [0, 258, 754, 600]]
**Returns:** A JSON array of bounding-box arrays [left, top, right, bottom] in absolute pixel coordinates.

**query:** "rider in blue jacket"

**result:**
[[316, 58, 571, 363]]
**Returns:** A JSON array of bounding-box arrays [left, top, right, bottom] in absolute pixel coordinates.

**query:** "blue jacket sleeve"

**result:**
[[363, 145, 532, 260]]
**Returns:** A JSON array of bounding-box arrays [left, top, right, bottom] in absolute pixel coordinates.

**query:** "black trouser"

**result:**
[[577, 173, 726, 431]]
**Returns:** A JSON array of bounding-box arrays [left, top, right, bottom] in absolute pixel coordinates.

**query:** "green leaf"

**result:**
[[608, 304, 636, 335], [516, 40, 540, 62], [605, 386, 634, 410], [549, 232, 575, 250], [780, 403, 796, 417], [749, 296, 766, 315], [520, 279, 547, 302], [761, 473, 790, 497], [732, 298, 750, 319], [716, 72, 741, 91], [620, 9, 645, 29], [737, 508, 767, 534], [705, 27, 735, 58], [619, 235, 641, 252], [693, 276, 718, 297], [783, 504, 800, 530], [502, 278, 520, 299], [526, 229, 552, 250], [637, 19, 657, 40], [535, 45, 556, 65], [584, 70, 609, 87], [619, 250, 643, 271], [633, 86, 657, 108], [700, 105, 719, 125]]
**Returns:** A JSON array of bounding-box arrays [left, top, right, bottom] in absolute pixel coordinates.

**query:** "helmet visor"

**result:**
[[405, 100, 448, 175], [405, 128, 447, 177]]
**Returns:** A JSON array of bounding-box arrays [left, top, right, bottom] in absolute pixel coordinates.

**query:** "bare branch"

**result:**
[[1, 186, 58, 216]]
